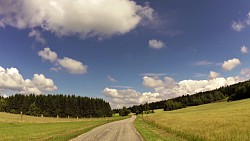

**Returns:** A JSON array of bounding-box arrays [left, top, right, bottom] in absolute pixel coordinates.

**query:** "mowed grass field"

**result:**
[[0, 113, 126, 141], [135, 98, 250, 141]]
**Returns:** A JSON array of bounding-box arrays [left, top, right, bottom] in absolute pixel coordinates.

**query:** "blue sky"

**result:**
[[0, 0, 250, 108]]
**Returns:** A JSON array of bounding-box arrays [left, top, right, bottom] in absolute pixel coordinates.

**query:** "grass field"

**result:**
[[135, 98, 250, 141], [0, 112, 127, 141]]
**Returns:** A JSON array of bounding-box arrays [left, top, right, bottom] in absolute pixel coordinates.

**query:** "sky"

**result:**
[[0, 0, 250, 108]]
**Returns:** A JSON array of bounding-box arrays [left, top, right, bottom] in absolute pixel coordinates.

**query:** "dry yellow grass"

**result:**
[[142, 99, 250, 141], [0, 112, 116, 123]]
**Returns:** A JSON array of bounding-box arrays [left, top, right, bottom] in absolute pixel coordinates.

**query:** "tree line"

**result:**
[[129, 80, 250, 112], [0, 94, 112, 118]]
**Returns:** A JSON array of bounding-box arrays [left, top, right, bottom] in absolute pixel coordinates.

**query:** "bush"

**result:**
[[119, 107, 130, 116]]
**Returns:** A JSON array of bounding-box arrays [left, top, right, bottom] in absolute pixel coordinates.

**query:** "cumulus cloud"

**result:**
[[0, 66, 57, 95], [143, 76, 175, 89], [57, 57, 87, 74], [28, 29, 46, 45], [241, 45, 248, 54], [38, 47, 57, 62], [38, 48, 87, 74], [143, 76, 163, 88], [208, 71, 220, 80], [103, 87, 161, 108], [107, 75, 117, 82], [148, 39, 165, 49], [221, 58, 241, 71], [0, 0, 154, 38]]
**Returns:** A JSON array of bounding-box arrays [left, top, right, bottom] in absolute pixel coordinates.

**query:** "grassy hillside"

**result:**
[[135, 99, 250, 141], [0, 112, 126, 141]]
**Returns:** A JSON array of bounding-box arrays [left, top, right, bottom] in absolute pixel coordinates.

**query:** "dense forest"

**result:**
[[129, 80, 250, 113], [0, 94, 112, 118]]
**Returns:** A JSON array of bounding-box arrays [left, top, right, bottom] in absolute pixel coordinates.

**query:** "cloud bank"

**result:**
[[38, 48, 87, 74], [0, 0, 154, 38], [104, 69, 250, 108], [0, 66, 57, 95]]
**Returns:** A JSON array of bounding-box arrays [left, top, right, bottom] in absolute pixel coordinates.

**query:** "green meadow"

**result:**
[[135, 99, 250, 141], [0, 112, 126, 141]]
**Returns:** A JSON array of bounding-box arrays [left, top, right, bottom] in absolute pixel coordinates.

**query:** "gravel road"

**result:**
[[70, 116, 143, 141]]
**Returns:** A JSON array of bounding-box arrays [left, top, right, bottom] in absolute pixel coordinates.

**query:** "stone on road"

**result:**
[[70, 116, 142, 141]]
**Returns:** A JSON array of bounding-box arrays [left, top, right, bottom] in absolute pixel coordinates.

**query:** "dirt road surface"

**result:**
[[70, 116, 143, 141]]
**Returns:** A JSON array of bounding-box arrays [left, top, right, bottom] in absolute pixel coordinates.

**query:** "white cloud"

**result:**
[[28, 29, 46, 45], [107, 75, 117, 82], [208, 71, 220, 80], [143, 76, 163, 88], [148, 39, 165, 49], [241, 45, 248, 54], [57, 57, 87, 74], [221, 58, 241, 71], [0, 0, 154, 38], [137, 3, 154, 21], [231, 21, 245, 32], [32, 74, 57, 92], [38, 47, 57, 62], [0, 66, 57, 95], [38, 48, 87, 74], [103, 87, 161, 109], [232, 12, 250, 32]]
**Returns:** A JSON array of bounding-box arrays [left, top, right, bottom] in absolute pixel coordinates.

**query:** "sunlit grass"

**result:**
[[138, 99, 250, 141], [0, 112, 127, 141], [134, 116, 186, 141]]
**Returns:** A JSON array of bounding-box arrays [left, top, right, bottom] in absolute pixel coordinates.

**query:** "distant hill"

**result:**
[[129, 80, 250, 113], [135, 98, 250, 141]]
